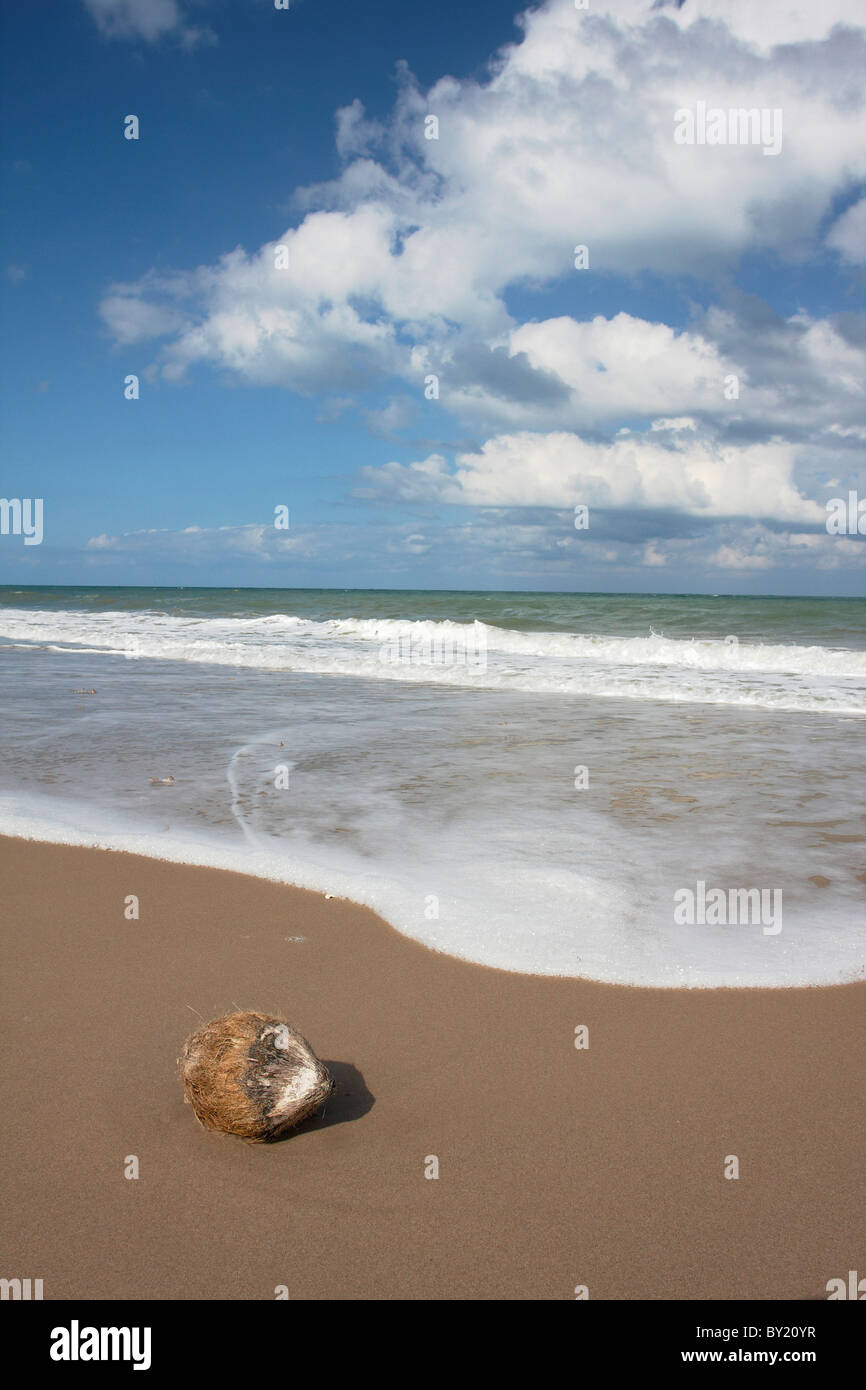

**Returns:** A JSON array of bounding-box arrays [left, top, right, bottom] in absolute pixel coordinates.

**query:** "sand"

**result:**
[[1, 835, 863, 1300]]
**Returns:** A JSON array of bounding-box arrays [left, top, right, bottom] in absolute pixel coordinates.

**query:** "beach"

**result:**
[[3, 834, 863, 1301], [3, 0, 865, 1323]]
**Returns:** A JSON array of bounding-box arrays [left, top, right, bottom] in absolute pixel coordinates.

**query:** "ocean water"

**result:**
[[1, 585, 864, 987]]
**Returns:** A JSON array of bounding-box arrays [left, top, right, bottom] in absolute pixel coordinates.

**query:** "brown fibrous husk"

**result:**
[[180, 1010, 333, 1142]]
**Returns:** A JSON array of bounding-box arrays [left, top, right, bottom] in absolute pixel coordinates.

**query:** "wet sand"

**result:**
[[1, 836, 863, 1300]]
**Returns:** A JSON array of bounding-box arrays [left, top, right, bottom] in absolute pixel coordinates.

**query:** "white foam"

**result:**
[[2, 608, 865, 713], [1, 790, 862, 989], [3, 606, 863, 987]]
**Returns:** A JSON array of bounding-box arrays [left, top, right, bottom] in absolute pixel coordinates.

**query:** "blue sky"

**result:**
[[1, 0, 864, 593]]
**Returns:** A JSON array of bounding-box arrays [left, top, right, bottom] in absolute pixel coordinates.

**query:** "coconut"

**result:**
[[180, 1010, 333, 1142]]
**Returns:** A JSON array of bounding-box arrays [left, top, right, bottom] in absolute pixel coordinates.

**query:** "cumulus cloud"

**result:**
[[98, 0, 866, 400], [89, 0, 865, 576], [441, 315, 740, 432], [360, 429, 827, 524], [113, 221, 407, 392]]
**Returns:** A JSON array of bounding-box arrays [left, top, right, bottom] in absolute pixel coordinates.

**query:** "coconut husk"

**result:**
[[180, 1010, 333, 1142]]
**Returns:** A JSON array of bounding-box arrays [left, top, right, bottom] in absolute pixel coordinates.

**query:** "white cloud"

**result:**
[[97, 0, 866, 401], [364, 396, 416, 437], [826, 423, 866, 442], [442, 315, 743, 431], [86, 523, 288, 558], [707, 526, 866, 572], [85, 0, 865, 570], [827, 197, 866, 265], [362, 430, 826, 524], [100, 291, 189, 345], [408, 305, 866, 438], [83, 519, 435, 566], [392, 532, 431, 555], [709, 543, 774, 570], [84, 0, 213, 45], [651, 418, 698, 433], [133, 221, 406, 392], [80, 510, 864, 586]]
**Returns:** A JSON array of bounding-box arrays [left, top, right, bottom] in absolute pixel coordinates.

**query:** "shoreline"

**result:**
[[2, 835, 863, 1299], [0, 812, 861, 990]]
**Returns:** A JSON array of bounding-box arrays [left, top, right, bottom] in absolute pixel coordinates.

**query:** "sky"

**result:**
[[1, 0, 864, 594]]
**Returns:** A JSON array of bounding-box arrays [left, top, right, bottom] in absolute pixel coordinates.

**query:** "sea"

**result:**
[[1, 585, 864, 987]]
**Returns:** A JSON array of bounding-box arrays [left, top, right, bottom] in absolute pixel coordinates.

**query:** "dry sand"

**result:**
[[1, 835, 863, 1300]]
